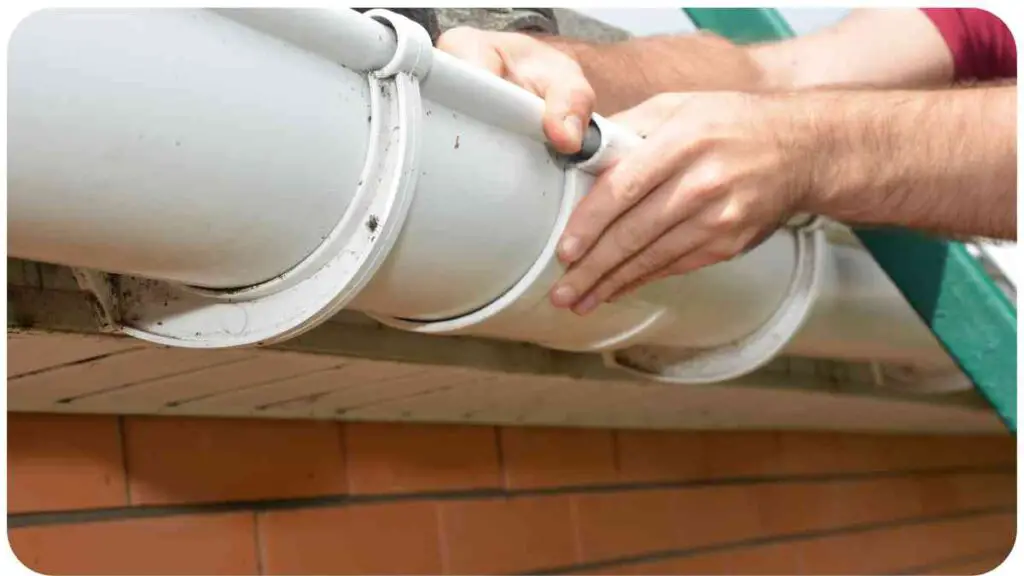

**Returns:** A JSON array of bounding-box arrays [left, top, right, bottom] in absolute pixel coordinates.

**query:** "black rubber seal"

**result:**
[[563, 119, 602, 164]]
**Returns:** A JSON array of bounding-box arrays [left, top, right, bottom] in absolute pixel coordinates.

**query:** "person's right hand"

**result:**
[[437, 27, 596, 154]]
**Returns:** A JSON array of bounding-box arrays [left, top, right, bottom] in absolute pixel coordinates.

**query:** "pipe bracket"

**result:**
[[366, 167, 671, 352], [366, 9, 433, 79], [71, 268, 122, 333], [71, 33, 425, 348]]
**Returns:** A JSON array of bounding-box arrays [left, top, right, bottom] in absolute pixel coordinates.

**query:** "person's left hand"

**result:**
[[550, 91, 823, 315]]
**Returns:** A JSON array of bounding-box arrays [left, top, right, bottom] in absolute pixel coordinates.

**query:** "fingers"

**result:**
[[607, 268, 673, 303], [566, 212, 776, 313], [501, 49, 594, 154], [436, 27, 506, 75], [555, 123, 695, 266], [437, 27, 595, 154], [567, 221, 709, 315], [540, 75, 595, 154], [549, 169, 711, 311], [605, 247, 723, 305], [659, 247, 727, 278], [605, 218, 757, 305]]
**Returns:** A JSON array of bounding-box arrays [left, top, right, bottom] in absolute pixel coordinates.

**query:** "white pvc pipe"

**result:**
[[9, 8, 563, 319], [786, 243, 952, 368], [6, 8, 961, 384], [8, 9, 372, 288], [347, 94, 563, 320], [211, 8, 396, 72]]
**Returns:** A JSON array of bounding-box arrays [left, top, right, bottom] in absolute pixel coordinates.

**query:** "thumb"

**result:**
[[438, 28, 596, 155], [508, 56, 595, 155], [539, 73, 595, 155]]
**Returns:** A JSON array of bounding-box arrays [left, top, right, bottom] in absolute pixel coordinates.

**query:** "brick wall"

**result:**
[[6, 413, 1016, 575]]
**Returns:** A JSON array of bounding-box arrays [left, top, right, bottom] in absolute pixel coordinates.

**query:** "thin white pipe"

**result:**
[[423, 50, 548, 144], [211, 8, 396, 72], [215, 8, 552, 146]]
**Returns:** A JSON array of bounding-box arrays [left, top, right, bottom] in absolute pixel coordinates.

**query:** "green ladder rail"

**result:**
[[683, 7, 1017, 433]]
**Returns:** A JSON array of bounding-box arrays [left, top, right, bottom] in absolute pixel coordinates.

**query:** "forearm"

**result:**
[[532, 8, 955, 114], [747, 9, 955, 91], [536, 33, 765, 114], [802, 86, 1016, 240]]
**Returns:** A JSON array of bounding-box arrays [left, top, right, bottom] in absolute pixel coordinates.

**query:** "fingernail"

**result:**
[[563, 116, 582, 146], [574, 294, 600, 315], [550, 284, 577, 308], [559, 236, 581, 262]]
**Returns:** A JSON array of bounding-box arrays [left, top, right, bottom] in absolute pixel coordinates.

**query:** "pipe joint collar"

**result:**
[[366, 9, 433, 79], [72, 49, 424, 349], [367, 168, 672, 353], [605, 227, 830, 384]]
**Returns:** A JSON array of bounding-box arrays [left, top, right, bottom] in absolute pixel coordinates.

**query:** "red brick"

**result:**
[[500, 427, 617, 489], [440, 495, 577, 574], [865, 523, 945, 571], [573, 489, 683, 561], [922, 553, 1011, 575], [7, 414, 128, 513], [8, 513, 258, 575], [757, 482, 839, 535], [759, 478, 925, 535], [914, 514, 1017, 564], [124, 417, 346, 505], [704, 431, 783, 478], [918, 473, 1016, 515], [573, 485, 767, 567], [882, 434, 998, 470], [843, 477, 926, 524], [615, 554, 730, 575], [573, 483, 765, 557], [615, 430, 707, 483], [775, 432, 844, 474], [796, 531, 879, 575], [676, 485, 764, 547], [259, 501, 442, 574], [932, 434, 1016, 468], [345, 422, 500, 494], [584, 515, 1013, 576], [597, 545, 799, 576], [956, 473, 1016, 509], [831, 434, 893, 472], [721, 544, 801, 575], [797, 517, 1015, 576], [971, 434, 1016, 466]]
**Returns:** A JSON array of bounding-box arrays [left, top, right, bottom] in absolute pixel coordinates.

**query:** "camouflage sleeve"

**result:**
[[353, 8, 565, 44], [436, 8, 558, 35]]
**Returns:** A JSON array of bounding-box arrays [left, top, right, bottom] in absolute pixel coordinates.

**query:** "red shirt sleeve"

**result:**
[[920, 8, 1017, 81]]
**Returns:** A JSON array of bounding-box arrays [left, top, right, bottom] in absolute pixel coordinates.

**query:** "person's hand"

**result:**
[[437, 27, 596, 154], [550, 91, 820, 314]]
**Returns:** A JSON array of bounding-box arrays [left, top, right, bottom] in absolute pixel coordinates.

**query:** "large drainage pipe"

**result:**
[[7, 8, 958, 386]]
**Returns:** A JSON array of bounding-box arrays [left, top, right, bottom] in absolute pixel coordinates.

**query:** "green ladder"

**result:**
[[683, 8, 1017, 433]]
